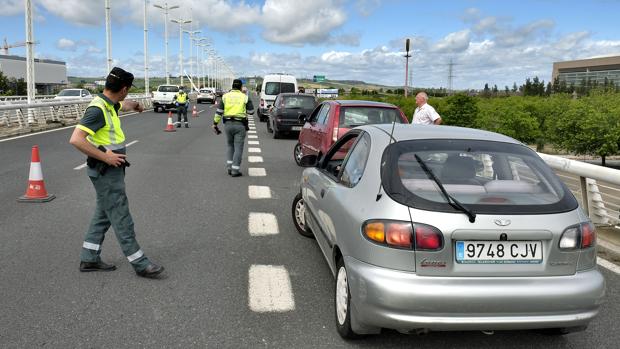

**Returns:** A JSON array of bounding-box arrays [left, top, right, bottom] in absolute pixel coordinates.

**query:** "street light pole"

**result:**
[[154, 3, 179, 85], [184, 30, 201, 89], [171, 18, 191, 86], [24, 0, 35, 123], [143, 0, 149, 96], [105, 0, 112, 73]]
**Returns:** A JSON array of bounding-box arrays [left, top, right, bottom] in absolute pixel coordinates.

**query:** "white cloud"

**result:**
[[0, 0, 23, 16], [56, 38, 76, 51], [260, 0, 347, 45], [355, 0, 382, 17], [433, 30, 471, 53]]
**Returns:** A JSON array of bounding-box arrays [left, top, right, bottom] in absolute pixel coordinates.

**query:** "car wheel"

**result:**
[[293, 143, 303, 166], [292, 192, 314, 238], [335, 258, 360, 339]]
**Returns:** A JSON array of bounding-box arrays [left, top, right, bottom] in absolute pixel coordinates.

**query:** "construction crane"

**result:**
[[2, 38, 27, 55]]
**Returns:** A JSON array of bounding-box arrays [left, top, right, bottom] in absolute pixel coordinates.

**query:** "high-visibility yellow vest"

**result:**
[[222, 90, 248, 117], [84, 96, 126, 150], [176, 92, 188, 103]]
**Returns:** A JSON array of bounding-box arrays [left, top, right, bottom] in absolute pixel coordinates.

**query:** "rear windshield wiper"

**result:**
[[414, 154, 476, 223]]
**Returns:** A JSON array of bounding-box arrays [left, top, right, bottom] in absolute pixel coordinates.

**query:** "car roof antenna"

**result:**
[[375, 109, 399, 202]]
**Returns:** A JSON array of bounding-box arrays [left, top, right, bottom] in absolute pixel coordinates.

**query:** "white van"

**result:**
[[259, 73, 297, 121]]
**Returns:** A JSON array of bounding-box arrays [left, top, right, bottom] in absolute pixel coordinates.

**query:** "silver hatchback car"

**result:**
[[292, 124, 605, 338]]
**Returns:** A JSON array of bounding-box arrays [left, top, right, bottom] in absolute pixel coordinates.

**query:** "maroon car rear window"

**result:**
[[339, 107, 405, 127]]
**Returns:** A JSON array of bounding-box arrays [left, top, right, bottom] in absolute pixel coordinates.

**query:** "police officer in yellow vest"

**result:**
[[69, 67, 164, 278], [174, 86, 189, 128], [213, 79, 255, 177]]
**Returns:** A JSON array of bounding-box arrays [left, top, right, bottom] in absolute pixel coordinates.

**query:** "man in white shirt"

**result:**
[[411, 92, 442, 125]]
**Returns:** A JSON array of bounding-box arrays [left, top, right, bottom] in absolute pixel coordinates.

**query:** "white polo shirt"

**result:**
[[412, 103, 441, 125]]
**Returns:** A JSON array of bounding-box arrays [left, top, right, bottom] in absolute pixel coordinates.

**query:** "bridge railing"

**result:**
[[538, 153, 620, 226], [0, 97, 152, 129]]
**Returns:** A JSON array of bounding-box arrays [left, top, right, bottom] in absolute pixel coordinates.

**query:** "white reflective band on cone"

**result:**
[[83, 242, 101, 250], [127, 249, 144, 262], [29, 162, 43, 181]]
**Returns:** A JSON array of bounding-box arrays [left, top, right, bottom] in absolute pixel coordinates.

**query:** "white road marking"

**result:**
[[598, 257, 620, 275], [248, 156, 263, 163], [248, 130, 257, 134], [248, 147, 261, 153], [248, 141, 260, 145], [74, 139, 139, 170], [248, 167, 266, 177], [248, 265, 295, 312], [248, 212, 279, 236], [248, 185, 272, 199], [248, 135, 258, 139]]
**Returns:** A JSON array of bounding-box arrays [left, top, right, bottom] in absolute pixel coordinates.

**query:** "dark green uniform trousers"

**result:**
[[80, 166, 151, 272], [224, 121, 247, 171]]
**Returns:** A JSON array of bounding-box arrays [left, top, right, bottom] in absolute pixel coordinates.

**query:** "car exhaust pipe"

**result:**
[[481, 330, 495, 336]]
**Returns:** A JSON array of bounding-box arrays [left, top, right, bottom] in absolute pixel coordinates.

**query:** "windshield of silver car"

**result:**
[[382, 139, 578, 214]]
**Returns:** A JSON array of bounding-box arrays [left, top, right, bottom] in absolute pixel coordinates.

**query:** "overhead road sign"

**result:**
[[313, 75, 325, 82]]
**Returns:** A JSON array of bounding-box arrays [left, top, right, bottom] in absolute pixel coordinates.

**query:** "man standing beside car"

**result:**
[[174, 86, 190, 128], [212, 79, 254, 177], [412, 91, 442, 125]]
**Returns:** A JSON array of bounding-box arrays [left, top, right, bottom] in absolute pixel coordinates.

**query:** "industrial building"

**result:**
[[0, 55, 67, 95], [552, 56, 620, 87]]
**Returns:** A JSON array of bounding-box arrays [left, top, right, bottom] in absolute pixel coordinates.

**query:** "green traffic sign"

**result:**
[[313, 75, 325, 82]]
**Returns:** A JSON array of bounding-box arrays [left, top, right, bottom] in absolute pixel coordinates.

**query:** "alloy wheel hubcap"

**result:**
[[295, 145, 302, 162], [295, 198, 305, 229], [336, 266, 348, 325]]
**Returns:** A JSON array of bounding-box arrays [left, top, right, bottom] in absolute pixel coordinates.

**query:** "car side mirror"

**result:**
[[299, 154, 319, 167]]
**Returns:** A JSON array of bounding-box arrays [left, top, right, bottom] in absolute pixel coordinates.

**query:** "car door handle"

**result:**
[[320, 189, 325, 198]]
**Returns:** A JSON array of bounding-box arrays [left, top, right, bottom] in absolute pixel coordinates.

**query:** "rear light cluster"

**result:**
[[362, 220, 443, 251], [559, 222, 596, 250], [260, 99, 265, 108]]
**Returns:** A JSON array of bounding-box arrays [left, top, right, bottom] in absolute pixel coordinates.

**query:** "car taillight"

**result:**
[[332, 126, 339, 142], [260, 99, 265, 107], [415, 224, 443, 250], [363, 220, 442, 251], [363, 220, 412, 249], [559, 222, 596, 250]]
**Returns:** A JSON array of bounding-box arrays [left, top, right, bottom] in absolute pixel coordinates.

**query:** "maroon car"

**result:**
[[294, 100, 409, 165]]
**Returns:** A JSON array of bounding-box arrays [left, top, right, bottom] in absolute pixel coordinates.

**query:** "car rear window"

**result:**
[[58, 90, 80, 96], [381, 139, 578, 214], [339, 107, 405, 127], [283, 96, 316, 109], [158, 86, 179, 92], [265, 82, 295, 95]]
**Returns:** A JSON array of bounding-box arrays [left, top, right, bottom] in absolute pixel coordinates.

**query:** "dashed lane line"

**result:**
[[248, 135, 258, 139], [248, 212, 279, 236], [248, 156, 263, 163], [248, 265, 295, 313], [248, 168, 266, 177], [248, 185, 272, 199], [248, 147, 261, 153], [248, 141, 260, 145]]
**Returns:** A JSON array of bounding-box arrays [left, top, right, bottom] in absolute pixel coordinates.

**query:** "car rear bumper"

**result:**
[[274, 122, 304, 132], [345, 256, 605, 332]]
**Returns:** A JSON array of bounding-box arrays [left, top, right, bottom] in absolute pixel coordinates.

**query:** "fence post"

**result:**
[[585, 178, 608, 224]]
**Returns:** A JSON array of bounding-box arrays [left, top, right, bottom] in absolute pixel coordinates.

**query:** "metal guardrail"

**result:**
[[0, 97, 153, 129], [538, 153, 620, 226]]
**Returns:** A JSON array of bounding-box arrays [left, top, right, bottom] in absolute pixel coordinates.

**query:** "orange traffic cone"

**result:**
[[192, 105, 198, 118], [164, 111, 176, 132], [17, 145, 55, 202]]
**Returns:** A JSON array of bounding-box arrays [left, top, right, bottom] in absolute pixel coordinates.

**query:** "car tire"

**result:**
[[335, 257, 360, 339], [292, 192, 314, 238], [293, 143, 303, 166]]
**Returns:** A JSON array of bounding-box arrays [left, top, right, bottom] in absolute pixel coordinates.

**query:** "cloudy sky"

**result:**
[[2, 0, 620, 89]]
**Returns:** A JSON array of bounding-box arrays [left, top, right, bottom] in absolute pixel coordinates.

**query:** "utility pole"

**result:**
[[171, 18, 191, 86], [143, 0, 149, 96], [105, 0, 112, 73], [447, 58, 458, 95], [404, 38, 411, 97], [154, 3, 179, 85], [25, 0, 35, 123]]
